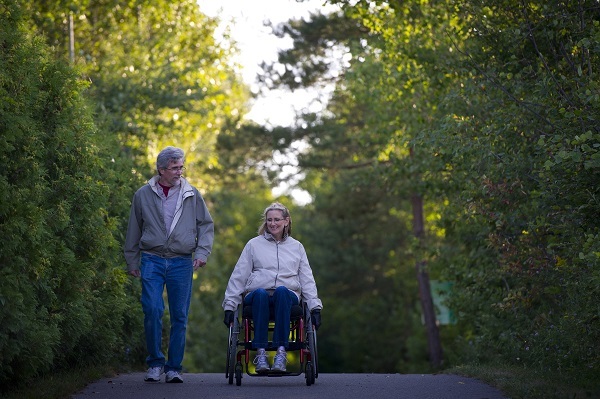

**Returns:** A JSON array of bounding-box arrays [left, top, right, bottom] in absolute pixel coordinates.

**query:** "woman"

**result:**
[[222, 202, 322, 372]]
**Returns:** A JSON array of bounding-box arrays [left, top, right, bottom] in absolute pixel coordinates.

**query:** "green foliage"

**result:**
[[0, 0, 142, 387], [254, 2, 456, 372], [259, 10, 365, 90], [308, 0, 599, 381], [2, 0, 260, 389], [429, 0, 600, 380], [450, 363, 600, 399], [259, 0, 600, 383], [295, 172, 432, 373], [26, 0, 250, 181]]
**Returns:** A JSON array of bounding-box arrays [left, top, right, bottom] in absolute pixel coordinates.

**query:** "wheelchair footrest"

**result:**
[[243, 342, 305, 351], [248, 370, 303, 377]]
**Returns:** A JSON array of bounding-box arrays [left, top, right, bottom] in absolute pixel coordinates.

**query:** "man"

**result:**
[[124, 146, 214, 383]]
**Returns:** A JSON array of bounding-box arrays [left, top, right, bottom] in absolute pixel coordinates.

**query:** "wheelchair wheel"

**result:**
[[306, 313, 318, 378], [226, 330, 236, 384], [235, 362, 243, 386], [308, 327, 318, 378], [305, 361, 315, 386], [226, 312, 240, 385]]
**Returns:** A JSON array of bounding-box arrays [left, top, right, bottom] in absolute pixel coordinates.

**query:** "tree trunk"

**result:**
[[69, 12, 75, 63], [412, 193, 443, 369]]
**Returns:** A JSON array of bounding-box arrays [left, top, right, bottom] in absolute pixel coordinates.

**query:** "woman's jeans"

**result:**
[[141, 253, 193, 372], [244, 286, 299, 349]]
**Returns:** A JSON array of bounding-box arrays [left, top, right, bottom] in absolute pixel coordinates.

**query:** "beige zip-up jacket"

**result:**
[[124, 176, 214, 272], [222, 233, 323, 312]]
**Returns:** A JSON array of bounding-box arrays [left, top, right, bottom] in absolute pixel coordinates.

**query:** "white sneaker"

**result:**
[[253, 349, 270, 373], [165, 370, 183, 383], [144, 366, 162, 382], [271, 348, 287, 372]]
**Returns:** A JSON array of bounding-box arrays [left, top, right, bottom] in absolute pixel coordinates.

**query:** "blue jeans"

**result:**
[[140, 253, 193, 372], [244, 286, 299, 349]]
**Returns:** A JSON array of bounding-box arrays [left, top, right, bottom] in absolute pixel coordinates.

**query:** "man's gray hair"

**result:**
[[157, 146, 185, 172]]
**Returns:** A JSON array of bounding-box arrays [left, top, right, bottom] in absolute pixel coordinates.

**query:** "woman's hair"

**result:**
[[258, 202, 292, 237], [156, 146, 185, 174]]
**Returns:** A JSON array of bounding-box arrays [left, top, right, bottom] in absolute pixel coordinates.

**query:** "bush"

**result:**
[[0, 0, 143, 388]]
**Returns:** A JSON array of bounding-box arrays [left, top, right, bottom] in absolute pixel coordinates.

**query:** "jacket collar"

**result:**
[[148, 175, 193, 197], [263, 231, 289, 243]]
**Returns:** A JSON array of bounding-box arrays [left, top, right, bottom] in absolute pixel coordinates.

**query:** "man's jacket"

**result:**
[[124, 176, 214, 272]]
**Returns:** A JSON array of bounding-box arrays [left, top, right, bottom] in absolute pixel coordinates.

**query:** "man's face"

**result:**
[[159, 159, 184, 187]]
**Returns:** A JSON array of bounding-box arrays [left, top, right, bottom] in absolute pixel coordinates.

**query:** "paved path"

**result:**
[[71, 372, 508, 399]]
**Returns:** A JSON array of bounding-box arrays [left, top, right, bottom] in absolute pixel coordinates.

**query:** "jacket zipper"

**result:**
[[274, 241, 280, 288]]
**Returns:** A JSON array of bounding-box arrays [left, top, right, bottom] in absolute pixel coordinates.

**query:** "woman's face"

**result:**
[[265, 209, 288, 240]]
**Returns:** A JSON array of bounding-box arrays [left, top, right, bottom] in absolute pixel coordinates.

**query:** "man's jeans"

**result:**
[[141, 253, 193, 372], [244, 286, 299, 349]]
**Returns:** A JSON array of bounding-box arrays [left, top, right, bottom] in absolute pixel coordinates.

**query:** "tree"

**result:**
[[5, 0, 257, 380], [0, 0, 141, 385], [260, 1, 465, 369], [431, 0, 600, 379], [26, 0, 250, 181]]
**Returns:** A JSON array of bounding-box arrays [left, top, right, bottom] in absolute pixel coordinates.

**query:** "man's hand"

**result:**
[[223, 310, 234, 328], [128, 269, 141, 278], [193, 259, 206, 271], [311, 309, 321, 330]]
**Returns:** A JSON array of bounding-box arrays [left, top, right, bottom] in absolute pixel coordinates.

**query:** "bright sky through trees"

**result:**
[[196, 0, 337, 127], [197, 0, 337, 204]]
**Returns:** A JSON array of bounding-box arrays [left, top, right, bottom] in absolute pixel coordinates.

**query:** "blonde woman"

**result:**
[[222, 202, 322, 372]]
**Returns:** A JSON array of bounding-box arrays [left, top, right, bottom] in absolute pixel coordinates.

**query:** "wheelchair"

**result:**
[[225, 299, 318, 386]]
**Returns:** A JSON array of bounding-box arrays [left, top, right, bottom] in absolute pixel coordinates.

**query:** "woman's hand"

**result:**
[[311, 309, 321, 330], [223, 310, 234, 327]]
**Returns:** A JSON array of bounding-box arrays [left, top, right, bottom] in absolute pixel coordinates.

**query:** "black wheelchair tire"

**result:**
[[306, 315, 318, 379], [227, 316, 239, 385], [305, 361, 315, 386], [235, 363, 243, 386]]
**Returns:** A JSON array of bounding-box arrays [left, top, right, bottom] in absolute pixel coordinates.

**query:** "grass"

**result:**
[[446, 363, 600, 399], [0, 364, 128, 399]]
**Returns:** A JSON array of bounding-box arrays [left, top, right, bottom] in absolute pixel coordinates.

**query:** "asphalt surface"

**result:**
[[71, 372, 508, 399]]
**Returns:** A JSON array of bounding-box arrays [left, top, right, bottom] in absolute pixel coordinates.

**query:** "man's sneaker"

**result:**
[[271, 348, 287, 372], [253, 349, 270, 373], [165, 370, 184, 383], [144, 366, 162, 382]]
